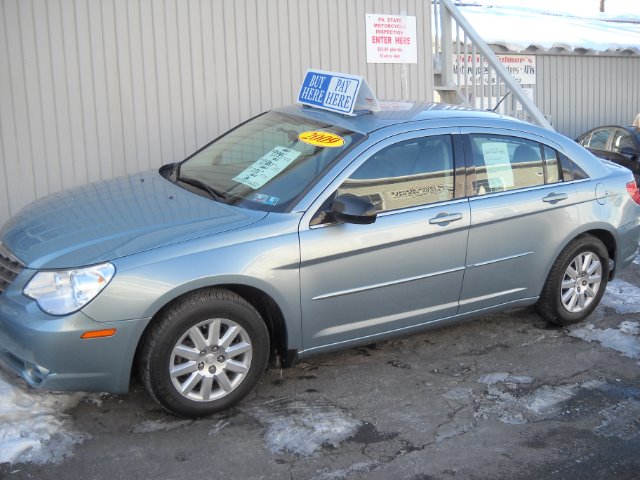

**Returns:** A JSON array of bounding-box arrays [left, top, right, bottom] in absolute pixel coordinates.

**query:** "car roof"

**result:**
[[274, 102, 529, 135], [275, 102, 614, 181], [581, 125, 640, 136]]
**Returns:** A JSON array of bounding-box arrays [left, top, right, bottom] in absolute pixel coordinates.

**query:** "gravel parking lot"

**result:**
[[2, 263, 640, 480]]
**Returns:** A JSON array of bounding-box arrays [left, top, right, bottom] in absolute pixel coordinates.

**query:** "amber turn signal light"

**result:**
[[81, 329, 116, 339]]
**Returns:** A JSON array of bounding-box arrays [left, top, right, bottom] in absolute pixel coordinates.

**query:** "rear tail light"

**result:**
[[626, 181, 640, 205]]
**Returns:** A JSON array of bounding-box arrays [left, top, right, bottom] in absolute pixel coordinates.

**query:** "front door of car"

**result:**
[[458, 130, 581, 314], [298, 130, 470, 351]]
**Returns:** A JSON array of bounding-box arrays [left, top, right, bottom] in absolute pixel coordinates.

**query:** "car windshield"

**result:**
[[175, 111, 364, 212]]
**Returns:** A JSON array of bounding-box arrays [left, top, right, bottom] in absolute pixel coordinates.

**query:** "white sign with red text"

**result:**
[[366, 14, 417, 64]]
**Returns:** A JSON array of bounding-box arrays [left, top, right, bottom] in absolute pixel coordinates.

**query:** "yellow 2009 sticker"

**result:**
[[298, 131, 345, 148]]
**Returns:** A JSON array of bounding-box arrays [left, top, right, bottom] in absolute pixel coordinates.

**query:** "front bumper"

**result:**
[[0, 274, 151, 394]]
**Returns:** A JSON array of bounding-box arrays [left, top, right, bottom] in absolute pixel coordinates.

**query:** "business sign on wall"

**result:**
[[365, 14, 417, 64], [453, 54, 536, 85]]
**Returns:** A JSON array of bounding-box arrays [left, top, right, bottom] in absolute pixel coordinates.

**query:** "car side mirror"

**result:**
[[620, 146, 639, 161], [331, 194, 377, 225]]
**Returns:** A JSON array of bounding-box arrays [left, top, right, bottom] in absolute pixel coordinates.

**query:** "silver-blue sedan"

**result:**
[[1, 102, 639, 417]]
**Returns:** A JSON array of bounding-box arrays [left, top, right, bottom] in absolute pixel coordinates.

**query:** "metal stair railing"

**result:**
[[432, 0, 553, 130]]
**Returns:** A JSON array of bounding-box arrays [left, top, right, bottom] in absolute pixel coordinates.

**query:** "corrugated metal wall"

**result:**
[[536, 54, 640, 140], [0, 0, 434, 225]]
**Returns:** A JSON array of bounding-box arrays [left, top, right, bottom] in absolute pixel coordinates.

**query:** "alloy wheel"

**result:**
[[169, 318, 253, 402], [560, 251, 602, 313]]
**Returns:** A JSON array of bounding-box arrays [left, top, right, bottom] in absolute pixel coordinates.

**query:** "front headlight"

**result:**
[[24, 263, 116, 315]]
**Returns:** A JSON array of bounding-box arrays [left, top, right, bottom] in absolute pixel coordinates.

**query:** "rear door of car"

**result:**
[[298, 128, 470, 351], [458, 129, 582, 314]]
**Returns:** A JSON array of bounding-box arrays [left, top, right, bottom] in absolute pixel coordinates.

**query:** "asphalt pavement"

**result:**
[[2, 266, 640, 480]]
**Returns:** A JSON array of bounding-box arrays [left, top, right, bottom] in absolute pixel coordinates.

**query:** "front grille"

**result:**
[[0, 244, 24, 294]]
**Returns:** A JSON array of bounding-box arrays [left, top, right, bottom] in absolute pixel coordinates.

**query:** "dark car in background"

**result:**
[[577, 125, 640, 182]]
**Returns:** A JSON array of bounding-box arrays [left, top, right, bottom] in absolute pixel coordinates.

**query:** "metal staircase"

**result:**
[[432, 0, 553, 130]]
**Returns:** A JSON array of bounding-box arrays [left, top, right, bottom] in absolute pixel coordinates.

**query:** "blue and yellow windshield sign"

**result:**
[[297, 69, 380, 116]]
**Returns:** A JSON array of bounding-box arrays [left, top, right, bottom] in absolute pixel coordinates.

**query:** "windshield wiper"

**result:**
[[176, 175, 228, 202]]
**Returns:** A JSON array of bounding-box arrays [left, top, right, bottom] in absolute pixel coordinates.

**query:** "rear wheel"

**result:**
[[537, 235, 609, 326], [139, 288, 269, 417]]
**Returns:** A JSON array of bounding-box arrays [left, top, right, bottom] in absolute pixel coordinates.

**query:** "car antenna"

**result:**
[[490, 91, 511, 112]]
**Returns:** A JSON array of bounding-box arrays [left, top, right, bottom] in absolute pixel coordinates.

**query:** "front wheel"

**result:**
[[139, 289, 269, 417], [537, 235, 610, 326]]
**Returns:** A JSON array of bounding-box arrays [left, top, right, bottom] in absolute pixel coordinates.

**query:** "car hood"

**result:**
[[0, 171, 267, 269]]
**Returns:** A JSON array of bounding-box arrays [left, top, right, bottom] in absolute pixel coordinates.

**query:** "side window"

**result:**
[[587, 129, 610, 150], [577, 134, 589, 148], [337, 135, 454, 213], [543, 146, 561, 184], [612, 130, 636, 154], [469, 135, 544, 194], [560, 153, 589, 181]]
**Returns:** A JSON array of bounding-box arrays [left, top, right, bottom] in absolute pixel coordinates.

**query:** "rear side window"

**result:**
[[468, 135, 588, 195], [560, 153, 589, 181], [468, 135, 545, 194]]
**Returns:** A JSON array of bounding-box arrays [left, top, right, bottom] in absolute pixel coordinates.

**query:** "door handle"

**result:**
[[429, 213, 463, 225], [542, 193, 568, 204]]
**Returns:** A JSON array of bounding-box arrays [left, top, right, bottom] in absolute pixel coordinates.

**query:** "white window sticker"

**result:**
[[233, 146, 301, 190], [481, 142, 514, 188]]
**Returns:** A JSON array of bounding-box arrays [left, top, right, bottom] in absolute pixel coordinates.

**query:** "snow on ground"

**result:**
[[569, 321, 640, 360], [442, 386, 474, 400], [312, 462, 377, 480], [601, 279, 640, 314], [477, 373, 534, 385], [566, 279, 640, 359], [247, 397, 361, 456], [458, 1, 640, 53], [596, 399, 640, 440], [130, 419, 193, 434], [475, 375, 605, 425], [0, 369, 88, 465], [474, 374, 640, 440]]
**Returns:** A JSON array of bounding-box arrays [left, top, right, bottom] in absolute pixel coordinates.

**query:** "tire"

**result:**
[[537, 235, 609, 326], [139, 288, 269, 417]]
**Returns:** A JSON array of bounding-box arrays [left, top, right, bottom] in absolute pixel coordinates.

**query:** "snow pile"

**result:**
[[0, 369, 87, 465], [248, 397, 361, 456], [458, 0, 640, 53], [569, 321, 640, 360]]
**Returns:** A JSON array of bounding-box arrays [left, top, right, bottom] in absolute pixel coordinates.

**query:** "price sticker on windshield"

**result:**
[[233, 146, 301, 190]]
